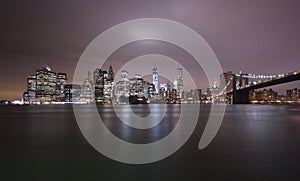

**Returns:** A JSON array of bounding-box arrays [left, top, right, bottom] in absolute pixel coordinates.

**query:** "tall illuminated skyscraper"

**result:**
[[115, 70, 130, 104], [108, 65, 114, 82], [36, 67, 57, 102], [81, 71, 94, 103], [94, 69, 104, 103], [27, 75, 36, 102], [177, 68, 183, 98], [152, 66, 159, 94], [56, 73, 67, 101], [103, 70, 114, 103]]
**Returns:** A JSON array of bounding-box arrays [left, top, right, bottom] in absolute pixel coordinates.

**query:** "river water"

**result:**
[[1, 104, 300, 180]]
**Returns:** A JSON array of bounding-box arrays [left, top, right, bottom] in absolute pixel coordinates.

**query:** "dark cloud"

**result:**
[[0, 0, 300, 99]]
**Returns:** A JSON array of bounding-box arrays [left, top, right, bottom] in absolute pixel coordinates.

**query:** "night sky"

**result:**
[[1, 0, 300, 99]]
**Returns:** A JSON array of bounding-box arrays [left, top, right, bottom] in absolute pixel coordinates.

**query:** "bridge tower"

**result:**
[[232, 75, 250, 104]]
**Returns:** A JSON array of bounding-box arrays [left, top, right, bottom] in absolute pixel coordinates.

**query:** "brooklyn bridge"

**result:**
[[218, 70, 300, 104]]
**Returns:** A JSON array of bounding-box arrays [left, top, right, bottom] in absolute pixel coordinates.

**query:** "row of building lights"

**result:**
[[21, 66, 204, 104], [7, 68, 297, 105]]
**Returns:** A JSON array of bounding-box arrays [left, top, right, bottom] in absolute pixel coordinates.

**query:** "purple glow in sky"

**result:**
[[0, 0, 300, 99]]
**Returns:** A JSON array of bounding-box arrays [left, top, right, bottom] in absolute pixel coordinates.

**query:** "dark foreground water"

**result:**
[[1, 104, 300, 180]]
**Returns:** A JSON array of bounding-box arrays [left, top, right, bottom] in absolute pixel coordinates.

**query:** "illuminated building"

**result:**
[[36, 67, 57, 102], [152, 66, 159, 94], [169, 89, 179, 103], [23, 92, 29, 103], [128, 74, 149, 104], [27, 75, 36, 102], [80, 71, 94, 103], [182, 89, 201, 103], [173, 79, 178, 90], [115, 71, 152, 104], [159, 86, 166, 98], [94, 69, 104, 103], [93, 68, 100, 84], [64, 84, 81, 102], [115, 70, 130, 104], [250, 89, 278, 103], [159, 82, 171, 100], [203, 88, 212, 103], [177, 68, 184, 99], [269, 89, 278, 102], [22, 67, 69, 104], [197, 89, 202, 101], [107, 65, 114, 82], [103, 69, 114, 104], [286, 88, 299, 103], [129, 74, 145, 97], [143, 82, 150, 99], [148, 83, 155, 98], [286, 89, 292, 101], [56, 73, 67, 101]]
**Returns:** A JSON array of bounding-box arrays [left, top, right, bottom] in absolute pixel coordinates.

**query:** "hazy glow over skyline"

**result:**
[[1, 0, 300, 99]]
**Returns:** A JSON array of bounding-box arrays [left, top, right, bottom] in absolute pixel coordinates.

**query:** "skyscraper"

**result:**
[[64, 84, 81, 102], [94, 69, 104, 103], [108, 65, 114, 82], [23, 67, 69, 104], [103, 69, 114, 103], [36, 67, 57, 102], [129, 74, 145, 97], [27, 75, 36, 102], [115, 70, 130, 104], [56, 73, 68, 101], [80, 76, 94, 103], [152, 66, 158, 94], [177, 68, 184, 98], [148, 83, 155, 98]]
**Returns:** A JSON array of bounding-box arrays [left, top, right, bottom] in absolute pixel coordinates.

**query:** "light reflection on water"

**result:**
[[1, 104, 300, 180], [97, 104, 183, 144]]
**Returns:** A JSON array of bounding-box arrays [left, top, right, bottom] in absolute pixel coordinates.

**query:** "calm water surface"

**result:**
[[1, 104, 300, 180]]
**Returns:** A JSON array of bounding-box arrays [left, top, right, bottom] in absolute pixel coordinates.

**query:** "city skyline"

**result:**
[[1, 0, 300, 99], [15, 64, 300, 105], [2, 2, 300, 180], [21, 65, 193, 104]]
